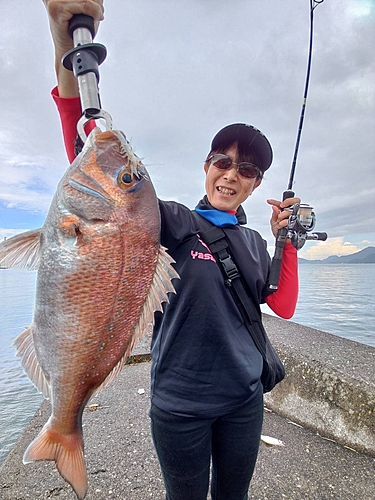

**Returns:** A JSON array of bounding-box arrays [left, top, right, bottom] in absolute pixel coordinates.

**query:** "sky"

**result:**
[[0, 0, 374, 260]]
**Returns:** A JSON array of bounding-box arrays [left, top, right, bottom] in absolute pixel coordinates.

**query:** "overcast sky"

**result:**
[[1, 0, 374, 260]]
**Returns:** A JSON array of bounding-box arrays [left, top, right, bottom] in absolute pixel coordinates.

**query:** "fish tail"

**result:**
[[23, 419, 87, 500]]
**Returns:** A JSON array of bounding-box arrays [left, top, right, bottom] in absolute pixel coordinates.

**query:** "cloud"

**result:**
[[300, 236, 375, 261], [0, 0, 374, 260]]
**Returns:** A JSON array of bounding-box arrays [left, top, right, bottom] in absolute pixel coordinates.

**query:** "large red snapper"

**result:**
[[0, 128, 178, 499]]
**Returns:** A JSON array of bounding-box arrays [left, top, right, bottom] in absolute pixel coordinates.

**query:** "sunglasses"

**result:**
[[207, 154, 262, 179]]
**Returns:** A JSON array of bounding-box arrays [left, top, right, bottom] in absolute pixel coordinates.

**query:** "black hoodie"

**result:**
[[150, 198, 270, 417]]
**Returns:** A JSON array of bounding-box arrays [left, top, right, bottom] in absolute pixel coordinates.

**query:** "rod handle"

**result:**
[[267, 190, 295, 291], [282, 189, 295, 202]]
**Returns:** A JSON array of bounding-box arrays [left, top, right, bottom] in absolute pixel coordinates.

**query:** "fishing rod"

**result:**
[[62, 14, 113, 147], [268, 0, 327, 291]]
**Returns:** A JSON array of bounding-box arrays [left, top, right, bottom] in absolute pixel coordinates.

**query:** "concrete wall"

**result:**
[[263, 314, 375, 456]]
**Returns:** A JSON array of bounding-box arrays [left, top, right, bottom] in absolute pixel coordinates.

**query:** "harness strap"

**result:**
[[192, 211, 267, 356]]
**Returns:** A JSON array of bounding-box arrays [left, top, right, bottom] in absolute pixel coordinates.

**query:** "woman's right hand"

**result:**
[[42, 0, 104, 55], [42, 0, 105, 97]]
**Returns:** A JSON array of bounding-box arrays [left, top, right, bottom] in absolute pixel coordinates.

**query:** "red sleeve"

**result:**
[[265, 242, 298, 319], [51, 87, 82, 163], [51, 87, 96, 164]]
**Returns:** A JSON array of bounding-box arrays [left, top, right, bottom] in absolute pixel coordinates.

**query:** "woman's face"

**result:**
[[204, 145, 262, 212]]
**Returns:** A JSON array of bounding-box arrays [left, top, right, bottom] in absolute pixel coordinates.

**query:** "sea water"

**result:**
[[0, 269, 42, 465], [0, 264, 374, 465], [262, 264, 375, 348]]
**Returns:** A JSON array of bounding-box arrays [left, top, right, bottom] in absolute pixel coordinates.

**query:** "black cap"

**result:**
[[210, 123, 273, 172]]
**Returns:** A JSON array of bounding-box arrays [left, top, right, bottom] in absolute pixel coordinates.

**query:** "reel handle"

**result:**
[[307, 232, 328, 241], [267, 190, 295, 291]]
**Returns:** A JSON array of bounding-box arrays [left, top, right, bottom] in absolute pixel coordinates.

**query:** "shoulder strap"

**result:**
[[192, 211, 267, 357]]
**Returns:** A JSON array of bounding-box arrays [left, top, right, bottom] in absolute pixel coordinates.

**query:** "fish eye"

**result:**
[[121, 173, 132, 184], [117, 167, 137, 188]]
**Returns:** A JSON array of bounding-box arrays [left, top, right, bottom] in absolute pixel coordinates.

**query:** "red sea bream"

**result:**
[[0, 128, 178, 499]]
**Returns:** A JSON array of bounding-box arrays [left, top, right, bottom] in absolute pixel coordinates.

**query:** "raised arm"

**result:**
[[265, 242, 298, 319], [42, 0, 104, 161], [42, 0, 104, 97], [264, 196, 300, 319]]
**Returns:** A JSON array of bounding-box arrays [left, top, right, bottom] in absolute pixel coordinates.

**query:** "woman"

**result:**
[[43, 1, 299, 499]]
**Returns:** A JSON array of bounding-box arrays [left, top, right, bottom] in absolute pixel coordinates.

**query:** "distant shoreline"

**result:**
[[299, 260, 375, 265], [299, 246, 375, 265]]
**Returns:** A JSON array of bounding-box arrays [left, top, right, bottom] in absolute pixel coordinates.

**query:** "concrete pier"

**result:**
[[1, 316, 374, 499], [263, 315, 375, 457]]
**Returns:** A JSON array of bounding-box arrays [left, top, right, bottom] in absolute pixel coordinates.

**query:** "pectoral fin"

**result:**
[[0, 229, 42, 270]]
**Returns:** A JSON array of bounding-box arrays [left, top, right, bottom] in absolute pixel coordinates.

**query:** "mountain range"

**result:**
[[299, 246, 375, 264]]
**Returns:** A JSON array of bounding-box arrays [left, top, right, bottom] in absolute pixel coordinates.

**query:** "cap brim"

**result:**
[[211, 123, 273, 172]]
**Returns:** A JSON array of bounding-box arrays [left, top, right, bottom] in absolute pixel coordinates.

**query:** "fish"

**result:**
[[0, 128, 179, 499]]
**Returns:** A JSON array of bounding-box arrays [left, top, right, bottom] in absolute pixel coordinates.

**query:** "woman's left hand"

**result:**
[[267, 196, 301, 238]]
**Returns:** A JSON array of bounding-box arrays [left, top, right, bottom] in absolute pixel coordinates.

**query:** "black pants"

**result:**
[[149, 386, 263, 500]]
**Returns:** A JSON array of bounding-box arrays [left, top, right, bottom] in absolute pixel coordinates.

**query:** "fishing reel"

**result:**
[[286, 202, 327, 251], [268, 190, 327, 291]]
